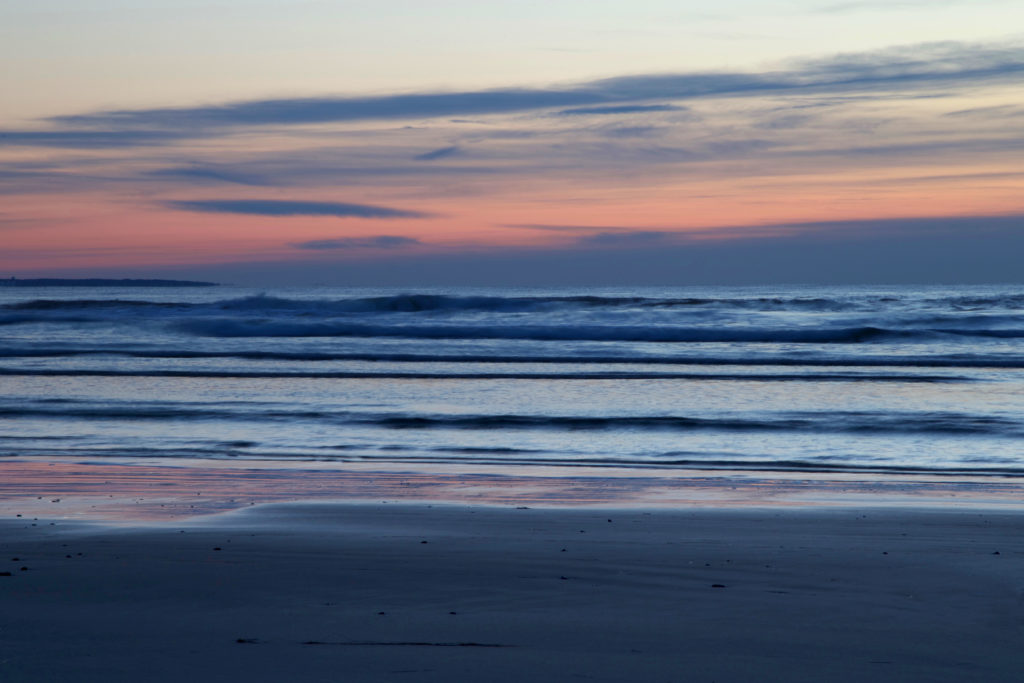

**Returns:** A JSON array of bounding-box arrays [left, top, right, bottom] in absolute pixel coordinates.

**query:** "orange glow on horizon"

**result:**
[[3, 168, 1022, 272]]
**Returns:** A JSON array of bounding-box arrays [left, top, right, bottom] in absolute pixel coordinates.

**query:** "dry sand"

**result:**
[[1, 502, 1022, 682]]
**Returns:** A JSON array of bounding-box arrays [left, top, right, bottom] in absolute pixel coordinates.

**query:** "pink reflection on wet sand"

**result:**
[[2, 459, 1024, 522]]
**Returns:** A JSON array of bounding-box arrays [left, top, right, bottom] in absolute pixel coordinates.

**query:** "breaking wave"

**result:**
[[1, 293, 880, 314], [173, 319, 920, 343], [4, 401, 1020, 437]]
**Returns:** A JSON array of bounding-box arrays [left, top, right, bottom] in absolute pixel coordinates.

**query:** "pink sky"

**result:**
[[2, 2, 1023, 283]]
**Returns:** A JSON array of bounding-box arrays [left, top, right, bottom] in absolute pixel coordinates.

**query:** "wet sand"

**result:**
[[5, 459, 1024, 520], [1, 502, 1022, 682]]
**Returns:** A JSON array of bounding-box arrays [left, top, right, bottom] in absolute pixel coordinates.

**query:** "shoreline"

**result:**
[[3, 459, 1022, 680], [3, 458, 1024, 523], [2, 502, 1022, 681]]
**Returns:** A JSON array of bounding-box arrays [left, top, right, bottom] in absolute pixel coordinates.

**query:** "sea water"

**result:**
[[1, 284, 1022, 476]]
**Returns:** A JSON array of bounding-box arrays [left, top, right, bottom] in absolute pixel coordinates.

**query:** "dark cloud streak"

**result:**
[[164, 199, 433, 219], [291, 235, 422, 250], [556, 104, 686, 116], [52, 90, 605, 129], [414, 145, 462, 161], [32, 41, 1024, 137], [509, 213, 1024, 247], [148, 166, 271, 186]]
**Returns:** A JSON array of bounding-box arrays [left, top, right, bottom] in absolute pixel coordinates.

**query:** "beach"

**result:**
[[6, 0, 1024, 673], [2, 284, 1023, 680], [2, 496, 1022, 682]]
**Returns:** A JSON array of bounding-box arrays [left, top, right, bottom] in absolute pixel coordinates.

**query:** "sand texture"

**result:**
[[1, 504, 1022, 682]]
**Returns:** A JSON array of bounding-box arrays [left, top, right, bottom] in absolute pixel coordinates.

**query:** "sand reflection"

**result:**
[[2, 459, 1024, 522]]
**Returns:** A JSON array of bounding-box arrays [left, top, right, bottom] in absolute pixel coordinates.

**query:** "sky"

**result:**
[[2, 0, 1023, 285]]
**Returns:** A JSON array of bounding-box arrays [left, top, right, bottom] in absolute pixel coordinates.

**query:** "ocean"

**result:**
[[1, 284, 1023, 478]]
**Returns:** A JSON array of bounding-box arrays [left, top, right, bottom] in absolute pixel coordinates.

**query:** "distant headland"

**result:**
[[1, 277, 219, 287]]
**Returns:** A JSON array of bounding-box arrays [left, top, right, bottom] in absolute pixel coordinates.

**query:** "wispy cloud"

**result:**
[[0, 130, 186, 148], [148, 166, 271, 186], [0, 213, 47, 230], [52, 90, 605, 130], [414, 145, 462, 161], [21, 41, 1021, 140], [3, 40, 1021, 231], [555, 104, 686, 116], [164, 199, 433, 219], [498, 212, 1024, 250], [597, 126, 664, 139], [942, 104, 1024, 118], [291, 235, 422, 250]]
